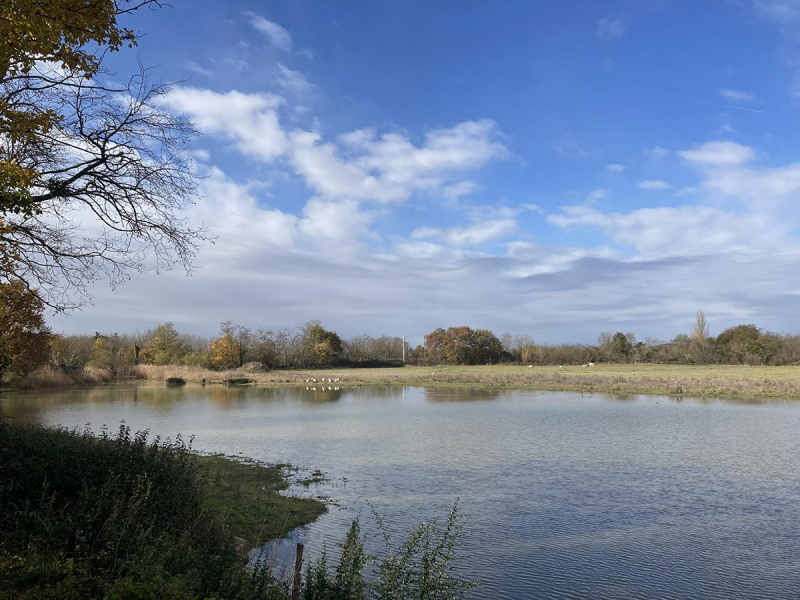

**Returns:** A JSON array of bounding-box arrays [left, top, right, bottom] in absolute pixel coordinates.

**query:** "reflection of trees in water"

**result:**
[[301, 387, 345, 403], [336, 386, 402, 401], [421, 387, 504, 403]]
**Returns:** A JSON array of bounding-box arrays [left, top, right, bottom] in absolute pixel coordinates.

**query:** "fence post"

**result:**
[[292, 542, 304, 600]]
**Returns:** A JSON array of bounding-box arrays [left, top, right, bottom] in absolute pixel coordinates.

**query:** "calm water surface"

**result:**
[[3, 384, 800, 599]]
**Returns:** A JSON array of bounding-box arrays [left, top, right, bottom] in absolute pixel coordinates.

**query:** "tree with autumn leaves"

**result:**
[[0, 280, 51, 384], [210, 322, 251, 370], [1, 0, 204, 310], [425, 326, 507, 365]]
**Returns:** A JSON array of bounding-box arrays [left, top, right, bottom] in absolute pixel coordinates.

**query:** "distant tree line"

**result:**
[[4, 282, 800, 384]]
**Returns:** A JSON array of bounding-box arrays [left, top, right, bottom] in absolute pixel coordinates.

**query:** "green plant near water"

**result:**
[[0, 418, 287, 599], [0, 417, 479, 599], [302, 504, 480, 600]]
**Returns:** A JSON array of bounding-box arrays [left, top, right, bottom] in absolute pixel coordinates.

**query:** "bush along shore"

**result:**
[[0, 418, 478, 599]]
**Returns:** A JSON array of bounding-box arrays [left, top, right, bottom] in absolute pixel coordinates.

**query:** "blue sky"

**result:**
[[51, 0, 800, 343]]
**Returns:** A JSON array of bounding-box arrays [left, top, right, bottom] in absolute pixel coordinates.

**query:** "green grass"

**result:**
[[197, 455, 326, 545]]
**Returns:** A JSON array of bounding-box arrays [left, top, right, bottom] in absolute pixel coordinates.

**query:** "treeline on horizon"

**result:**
[[6, 304, 800, 386], [3, 279, 800, 386]]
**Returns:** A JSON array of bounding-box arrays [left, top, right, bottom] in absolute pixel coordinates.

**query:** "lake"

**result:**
[[3, 383, 800, 599]]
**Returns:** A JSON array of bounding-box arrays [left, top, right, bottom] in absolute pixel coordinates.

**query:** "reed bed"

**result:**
[[16, 364, 146, 390]]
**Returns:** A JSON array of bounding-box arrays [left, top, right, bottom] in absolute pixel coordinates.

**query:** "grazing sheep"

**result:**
[[527, 365, 533, 368], [558, 365, 563, 368], [588, 362, 595, 367], [582, 364, 589, 368]]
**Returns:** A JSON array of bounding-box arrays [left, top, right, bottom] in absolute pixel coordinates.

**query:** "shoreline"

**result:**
[[7, 363, 800, 400]]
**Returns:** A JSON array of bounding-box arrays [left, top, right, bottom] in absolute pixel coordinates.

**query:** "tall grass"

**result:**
[[0, 418, 285, 599], [17, 364, 146, 390]]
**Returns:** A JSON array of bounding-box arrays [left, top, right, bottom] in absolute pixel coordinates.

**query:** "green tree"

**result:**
[[305, 322, 343, 365], [598, 331, 635, 362], [715, 324, 775, 365], [141, 322, 186, 365]]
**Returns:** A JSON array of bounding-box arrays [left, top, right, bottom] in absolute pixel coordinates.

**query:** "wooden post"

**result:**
[[292, 542, 304, 600]]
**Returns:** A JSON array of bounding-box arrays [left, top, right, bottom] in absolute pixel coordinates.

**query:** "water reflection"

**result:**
[[3, 384, 800, 599]]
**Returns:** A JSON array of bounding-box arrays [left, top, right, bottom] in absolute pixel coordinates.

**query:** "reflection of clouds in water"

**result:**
[[6, 385, 800, 599]]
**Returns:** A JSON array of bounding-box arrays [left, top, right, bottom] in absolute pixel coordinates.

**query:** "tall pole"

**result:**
[[402, 335, 406, 365]]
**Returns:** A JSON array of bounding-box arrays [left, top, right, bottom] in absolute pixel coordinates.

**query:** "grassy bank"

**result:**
[[197, 454, 325, 544], [139, 363, 800, 400], [0, 420, 324, 599]]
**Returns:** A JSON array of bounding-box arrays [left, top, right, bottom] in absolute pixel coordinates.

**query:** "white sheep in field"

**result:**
[[588, 362, 595, 367], [558, 365, 563, 368], [527, 365, 533, 368], [582, 364, 589, 368]]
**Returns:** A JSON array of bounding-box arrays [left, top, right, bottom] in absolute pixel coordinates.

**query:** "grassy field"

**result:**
[[139, 363, 800, 400]]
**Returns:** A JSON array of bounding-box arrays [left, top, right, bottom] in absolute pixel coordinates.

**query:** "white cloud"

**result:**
[[442, 180, 481, 200], [754, 0, 800, 21], [548, 204, 778, 258], [246, 13, 293, 52], [276, 64, 313, 92], [644, 146, 670, 159], [164, 87, 509, 204], [555, 138, 592, 159], [596, 17, 626, 40], [638, 180, 671, 190], [162, 88, 287, 161], [289, 120, 510, 203], [717, 122, 738, 135], [703, 163, 800, 201], [675, 186, 697, 196], [679, 141, 755, 167], [605, 163, 627, 173], [183, 60, 213, 78], [587, 188, 609, 203], [412, 219, 517, 247], [720, 89, 757, 102], [298, 198, 375, 244]]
